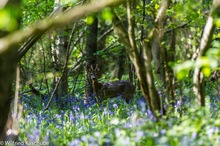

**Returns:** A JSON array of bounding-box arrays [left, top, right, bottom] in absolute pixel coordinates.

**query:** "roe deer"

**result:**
[[87, 64, 135, 103]]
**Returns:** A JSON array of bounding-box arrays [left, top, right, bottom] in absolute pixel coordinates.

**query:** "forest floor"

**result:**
[[18, 87, 220, 146]]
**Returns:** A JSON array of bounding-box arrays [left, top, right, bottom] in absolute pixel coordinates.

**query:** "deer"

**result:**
[[87, 63, 135, 103]]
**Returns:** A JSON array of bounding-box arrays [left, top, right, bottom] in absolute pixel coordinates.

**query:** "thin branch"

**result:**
[[98, 28, 113, 42], [164, 21, 191, 34]]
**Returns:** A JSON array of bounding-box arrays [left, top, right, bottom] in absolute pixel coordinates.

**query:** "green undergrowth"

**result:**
[[18, 94, 220, 146]]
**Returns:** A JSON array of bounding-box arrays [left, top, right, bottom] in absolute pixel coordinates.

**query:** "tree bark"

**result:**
[[51, 1, 69, 106], [112, 11, 154, 112], [117, 47, 126, 80], [193, 0, 220, 106], [0, 0, 21, 141], [85, 16, 98, 99], [163, 27, 176, 111]]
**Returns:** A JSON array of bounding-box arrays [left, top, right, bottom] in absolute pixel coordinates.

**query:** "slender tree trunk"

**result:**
[[117, 47, 126, 80], [127, 0, 170, 115], [193, 0, 220, 106], [163, 28, 176, 111], [50, 1, 69, 107], [128, 56, 134, 83], [57, 29, 68, 103], [85, 16, 98, 100]]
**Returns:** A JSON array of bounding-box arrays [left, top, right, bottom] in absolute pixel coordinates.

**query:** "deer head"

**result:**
[[89, 64, 101, 81], [87, 63, 135, 103]]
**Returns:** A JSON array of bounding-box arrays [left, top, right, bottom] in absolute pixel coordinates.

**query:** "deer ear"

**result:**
[[86, 63, 92, 72], [96, 62, 102, 70], [91, 65, 95, 70], [96, 67, 100, 72]]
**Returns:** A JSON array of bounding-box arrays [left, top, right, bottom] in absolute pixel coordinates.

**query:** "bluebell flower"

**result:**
[[146, 109, 155, 121], [160, 129, 166, 135], [68, 139, 80, 146], [207, 127, 216, 138], [81, 136, 88, 142], [94, 131, 100, 137], [29, 129, 40, 142], [79, 113, 85, 119], [113, 103, 118, 108], [115, 128, 120, 137], [175, 100, 181, 108], [123, 137, 130, 145], [135, 130, 144, 142], [191, 132, 197, 139]]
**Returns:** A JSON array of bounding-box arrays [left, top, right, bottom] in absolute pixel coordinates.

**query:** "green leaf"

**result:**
[[0, 9, 18, 31], [155, 4, 159, 10], [198, 57, 218, 68], [176, 69, 189, 80], [174, 60, 194, 80], [215, 18, 220, 28], [101, 8, 113, 25], [60, 0, 77, 5], [86, 15, 94, 24], [202, 67, 211, 77]]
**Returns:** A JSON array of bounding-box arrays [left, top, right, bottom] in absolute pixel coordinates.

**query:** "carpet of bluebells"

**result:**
[[18, 89, 220, 146]]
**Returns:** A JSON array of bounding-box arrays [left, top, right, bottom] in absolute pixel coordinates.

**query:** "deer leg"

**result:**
[[125, 95, 132, 103], [125, 98, 130, 103], [121, 93, 128, 103], [95, 97, 101, 103], [123, 90, 134, 103], [93, 92, 100, 103]]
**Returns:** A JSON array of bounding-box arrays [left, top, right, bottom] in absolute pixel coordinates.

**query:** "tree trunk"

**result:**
[[117, 47, 126, 80], [112, 0, 170, 117], [112, 1, 154, 115], [50, 0, 69, 107], [0, 0, 21, 141], [163, 28, 176, 111], [193, 0, 220, 106], [85, 16, 98, 100]]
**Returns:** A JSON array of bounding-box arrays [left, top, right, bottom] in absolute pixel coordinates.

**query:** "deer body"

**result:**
[[88, 64, 135, 103]]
